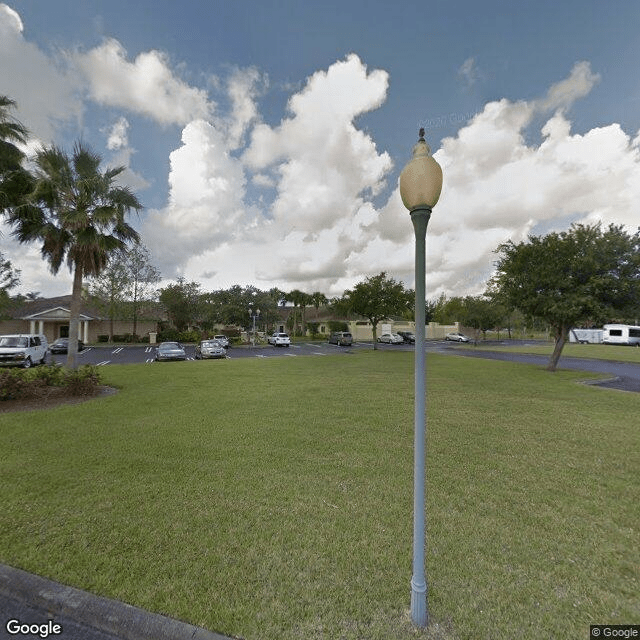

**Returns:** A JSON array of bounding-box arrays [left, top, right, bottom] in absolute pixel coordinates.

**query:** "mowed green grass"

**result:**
[[1, 352, 638, 640]]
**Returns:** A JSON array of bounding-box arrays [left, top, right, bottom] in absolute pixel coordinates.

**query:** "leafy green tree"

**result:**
[[460, 295, 505, 342], [341, 272, 412, 349], [158, 278, 203, 331], [491, 223, 640, 370], [7, 142, 142, 368], [122, 244, 161, 336], [89, 252, 129, 341]]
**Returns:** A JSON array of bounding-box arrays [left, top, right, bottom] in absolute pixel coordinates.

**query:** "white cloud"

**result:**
[[106, 116, 129, 150], [145, 54, 394, 296], [3, 6, 639, 304], [0, 4, 83, 142], [458, 57, 479, 87], [537, 61, 601, 112], [141, 119, 249, 274], [70, 38, 214, 125], [224, 66, 266, 149]]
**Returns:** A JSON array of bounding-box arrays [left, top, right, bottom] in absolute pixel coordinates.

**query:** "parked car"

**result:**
[[445, 332, 470, 342], [397, 331, 415, 344], [213, 334, 230, 348], [195, 339, 226, 359], [377, 333, 404, 344], [328, 331, 353, 346], [155, 341, 187, 361], [50, 337, 85, 354], [0, 334, 49, 368], [267, 332, 291, 347]]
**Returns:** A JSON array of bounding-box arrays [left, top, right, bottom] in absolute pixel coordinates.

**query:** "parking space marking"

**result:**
[[145, 358, 154, 363], [145, 346, 153, 352], [112, 347, 124, 354], [96, 360, 110, 366]]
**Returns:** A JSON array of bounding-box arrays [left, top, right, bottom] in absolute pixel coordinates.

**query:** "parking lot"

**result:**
[[49, 340, 424, 366]]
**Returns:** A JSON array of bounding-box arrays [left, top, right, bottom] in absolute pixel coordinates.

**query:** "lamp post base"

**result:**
[[411, 577, 428, 627]]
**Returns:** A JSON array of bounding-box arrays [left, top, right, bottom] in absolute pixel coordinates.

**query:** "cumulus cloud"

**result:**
[[98, 116, 149, 192], [141, 119, 250, 274], [141, 55, 640, 300], [69, 38, 214, 125], [0, 3, 83, 141], [416, 95, 640, 295], [144, 54, 394, 293], [537, 60, 601, 112]]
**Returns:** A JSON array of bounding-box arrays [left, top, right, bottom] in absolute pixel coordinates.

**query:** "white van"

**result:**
[[0, 334, 49, 368]]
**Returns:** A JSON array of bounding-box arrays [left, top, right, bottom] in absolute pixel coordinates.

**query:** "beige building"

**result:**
[[0, 296, 160, 343]]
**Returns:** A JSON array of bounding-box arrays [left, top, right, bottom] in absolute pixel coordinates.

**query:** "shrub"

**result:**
[[0, 364, 102, 400], [63, 365, 102, 396], [177, 330, 201, 344], [97, 335, 110, 343], [156, 328, 180, 342]]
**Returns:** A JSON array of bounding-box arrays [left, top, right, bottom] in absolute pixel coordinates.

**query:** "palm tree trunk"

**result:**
[[372, 321, 378, 350], [66, 265, 83, 369]]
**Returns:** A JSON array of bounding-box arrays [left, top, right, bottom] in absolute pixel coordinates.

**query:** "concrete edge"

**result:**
[[0, 564, 237, 640]]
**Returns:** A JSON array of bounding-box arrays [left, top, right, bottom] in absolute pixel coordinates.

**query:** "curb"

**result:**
[[0, 564, 235, 640]]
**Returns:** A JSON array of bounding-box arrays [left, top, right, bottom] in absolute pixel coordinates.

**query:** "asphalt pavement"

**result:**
[[444, 345, 640, 392], [0, 564, 233, 640]]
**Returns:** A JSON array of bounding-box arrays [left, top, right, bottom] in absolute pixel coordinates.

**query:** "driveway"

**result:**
[[439, 344, 640, 393]]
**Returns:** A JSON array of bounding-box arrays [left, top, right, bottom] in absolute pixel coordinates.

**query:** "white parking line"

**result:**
[[112, 347, 123, 354], [312, 352, 327, 356], [145, 358, 154, 363], [145, 346, 153, 353], [284, 353, 297, 356], [96, 360, 110, 366], [256, 354, 268, 358]]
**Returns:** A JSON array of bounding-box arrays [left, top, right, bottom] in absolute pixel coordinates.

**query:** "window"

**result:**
[[609, 329, 622, 336], [629, 328, 640, 338]]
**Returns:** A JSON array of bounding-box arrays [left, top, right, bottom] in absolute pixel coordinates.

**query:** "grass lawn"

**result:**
[[467, 341, 640, 364], [1, 352, 638, 639]]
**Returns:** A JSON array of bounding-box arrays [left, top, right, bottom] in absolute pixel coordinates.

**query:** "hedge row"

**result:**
[[0, 365, 103, 401]]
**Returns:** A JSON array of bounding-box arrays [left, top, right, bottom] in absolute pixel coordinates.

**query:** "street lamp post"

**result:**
[[249, 308, 260, 347], [399, 128, 443, 627]]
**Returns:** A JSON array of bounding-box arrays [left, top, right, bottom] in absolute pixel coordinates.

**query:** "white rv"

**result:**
[[569, 328, 604, 344], [602, 324, 640, 346]]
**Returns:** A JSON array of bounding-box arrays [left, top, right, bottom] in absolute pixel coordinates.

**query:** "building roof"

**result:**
[[9, 296, 102, 321]]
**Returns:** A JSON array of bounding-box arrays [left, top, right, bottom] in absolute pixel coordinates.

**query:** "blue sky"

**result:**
[[2, 0, 640, 298]]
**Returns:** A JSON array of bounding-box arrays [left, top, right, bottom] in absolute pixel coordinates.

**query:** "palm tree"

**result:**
[[0, 96, 30, 214], [310, 291, 328, 319], [286, 289, 306, 337], [7, 141, 142, 368]]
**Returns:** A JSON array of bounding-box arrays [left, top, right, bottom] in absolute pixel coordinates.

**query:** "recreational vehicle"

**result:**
[[569, 328, 604, 344], [602, 324, 640, 346]]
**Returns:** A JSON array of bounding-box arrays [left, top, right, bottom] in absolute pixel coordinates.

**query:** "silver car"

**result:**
[[195, 339, 226, 359], [445, 332, 470, 342], [155, 341, 187, 361], [377, 333, 404, 344]]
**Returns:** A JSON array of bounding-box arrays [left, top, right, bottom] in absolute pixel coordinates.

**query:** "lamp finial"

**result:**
[[419, 127, 425, 141]]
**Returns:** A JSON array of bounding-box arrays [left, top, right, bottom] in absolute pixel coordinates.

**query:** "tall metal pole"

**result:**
[[410, 205, 431, 627]]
